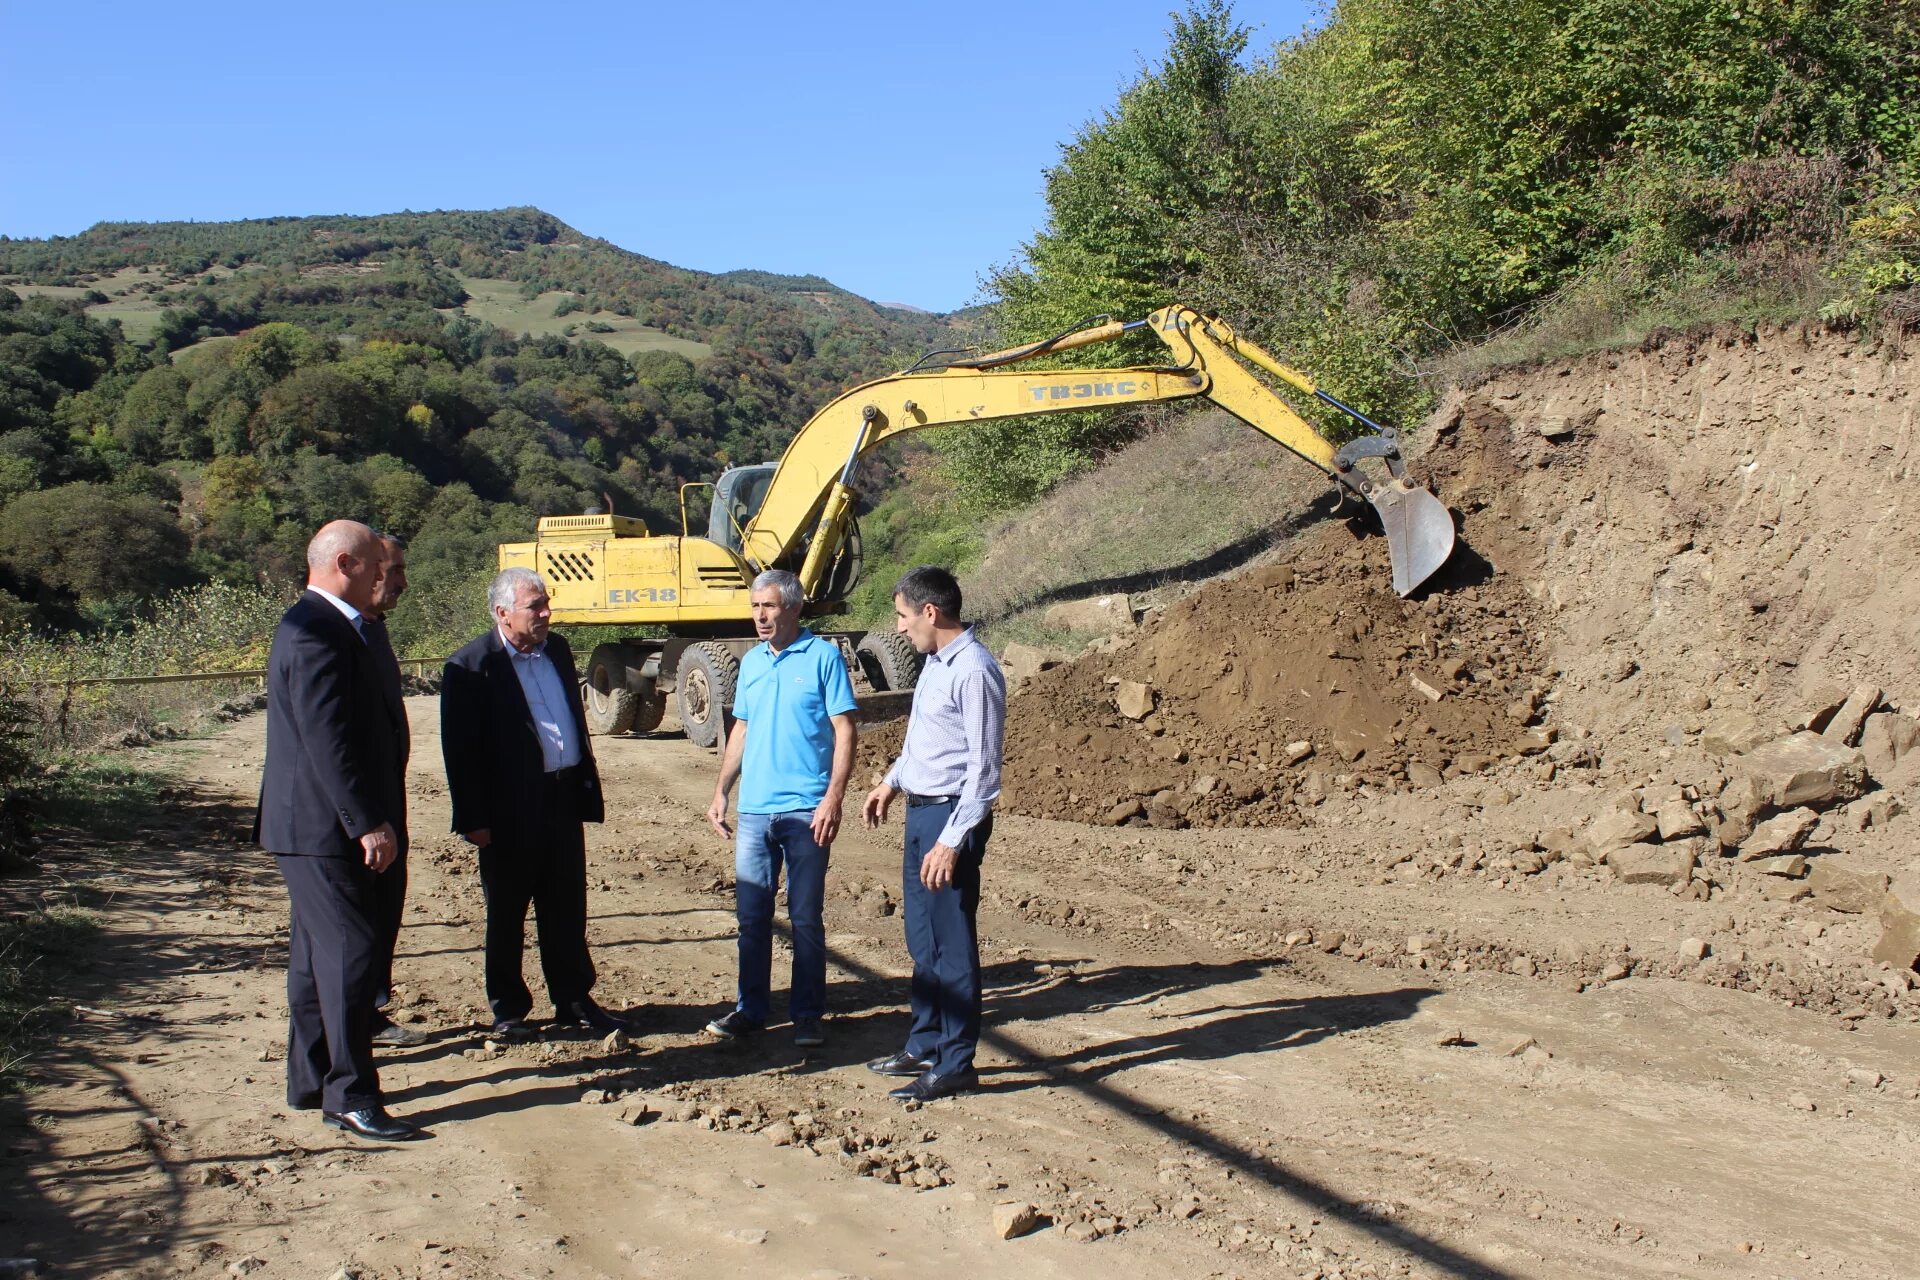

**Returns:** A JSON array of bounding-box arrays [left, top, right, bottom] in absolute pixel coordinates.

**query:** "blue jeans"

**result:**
[[733, 810, 829, 1023], [902, 800, 991, 1075]]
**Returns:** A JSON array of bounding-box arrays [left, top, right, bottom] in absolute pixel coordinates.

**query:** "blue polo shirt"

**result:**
[[734, 629, 859, 814]]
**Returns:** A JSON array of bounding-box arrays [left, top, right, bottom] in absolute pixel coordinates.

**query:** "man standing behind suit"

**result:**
[[362, 533, 427, 1049], [704, 569, 858, 1048], [441, 567, 630, 1038], [861, 566, 1005, 1102], [255, 520, 426, 1142]]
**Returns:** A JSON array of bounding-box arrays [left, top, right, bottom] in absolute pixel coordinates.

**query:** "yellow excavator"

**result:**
[[497, 304, 1456, 745]]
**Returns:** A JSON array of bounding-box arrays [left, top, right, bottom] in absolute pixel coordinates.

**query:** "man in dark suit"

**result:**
[[362, 533, 427, 1049], [441, 567, 629, 1038], [255, 520, 426, 1142]]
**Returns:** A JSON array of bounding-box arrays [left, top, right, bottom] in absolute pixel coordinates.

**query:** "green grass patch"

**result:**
[[964, 408, 1320, 622], [447, 274, 711, 360], [5, 265, 235, 344], [1432, 259, 1851, 385], [0, 905, 96, 1093], [39, 760, 179, 841]]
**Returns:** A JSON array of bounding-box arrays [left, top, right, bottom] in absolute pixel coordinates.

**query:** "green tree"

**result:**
[[0, 483, 192, 605], [113, 366, 200, 461]]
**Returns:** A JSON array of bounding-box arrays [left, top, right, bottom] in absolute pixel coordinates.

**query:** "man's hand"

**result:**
[[464, 829, 491, 849], [706, 792, 733, 840], [862, 782, 896, 829], [360, 822, 399, 872], [920, 841, 959, 890], [811, 794, 843, 846]]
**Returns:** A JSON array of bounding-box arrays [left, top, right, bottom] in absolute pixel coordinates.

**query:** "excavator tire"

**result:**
[[676, 641, 739, 749], [583, 644, 639, 736], [856, 629, 924, 692], [630, 686, 667, 734]]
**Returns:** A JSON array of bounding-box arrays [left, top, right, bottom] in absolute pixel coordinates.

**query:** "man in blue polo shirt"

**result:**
[[705, 569, 858, 1047]]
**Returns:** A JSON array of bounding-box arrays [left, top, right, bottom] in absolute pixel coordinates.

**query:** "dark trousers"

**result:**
[[901, 800, 991, 1075], [277, 853, 381, 1112], [372, 850, 407, 1011], [477, 776, 595, 1022]]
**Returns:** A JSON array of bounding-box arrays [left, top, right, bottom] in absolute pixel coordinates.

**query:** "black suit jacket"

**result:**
[[362, 616, 411, 773], [440, 628, 604, 848], [255, 590, 408, 859]]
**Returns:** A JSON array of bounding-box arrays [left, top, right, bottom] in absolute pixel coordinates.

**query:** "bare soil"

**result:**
[[6, 321, 1920, 1280]]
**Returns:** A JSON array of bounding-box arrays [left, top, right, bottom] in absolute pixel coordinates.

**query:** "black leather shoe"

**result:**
[[323, 1106, 428, 1142], [488, 1018, 536, 1041], [371, 1018, 429, 1048], [865, 1050, 933, 1077], [289, 1093, 322, 1111], [888, 1068, 978, 1102], [553, 1000, 631, 1034]]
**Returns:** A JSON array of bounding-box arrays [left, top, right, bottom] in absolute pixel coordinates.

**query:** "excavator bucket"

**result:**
[[1369, 480, 1456, 597]]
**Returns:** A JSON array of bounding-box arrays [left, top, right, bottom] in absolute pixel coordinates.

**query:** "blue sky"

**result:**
[[0, 2, 1316, 312]]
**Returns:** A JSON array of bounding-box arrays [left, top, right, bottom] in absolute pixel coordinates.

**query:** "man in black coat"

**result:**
[[441, 567, 629, 1038], [255, 520, 426, 1142], [362, 532, 427, 1048]]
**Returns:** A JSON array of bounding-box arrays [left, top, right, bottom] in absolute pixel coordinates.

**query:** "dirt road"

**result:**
[[5, 686, 1917, 1280]]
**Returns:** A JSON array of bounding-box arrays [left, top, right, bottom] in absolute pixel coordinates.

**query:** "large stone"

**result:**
[[1748, 854, 1808, 878], [1738, 807, 1819, 860], [1808, 860, 1890, 914], [1733, 732, 1867, 809], [1860, 712, 1920, 778], [992, 1201, 1042, 1240], [1607, 842, 1697, 887], [1654, 801, 1706, 841], [1043, 594, 1135, 635], [1822, 685, 1882, 747], [1586, 808, 1658, 857], [1789, 685, 1851, 734], [1001, 642, 1067, 685], [1406, 761, 1444, 788], [1114, 680, 1155, 720], [1702, 713, 1775, 757], [1871, 874, 1920, 970]]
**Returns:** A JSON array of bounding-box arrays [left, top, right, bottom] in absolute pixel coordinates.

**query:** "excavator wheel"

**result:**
[[856, 629, 923, 692], [676, 641, 739, 749], [583, 644, 639, 736]]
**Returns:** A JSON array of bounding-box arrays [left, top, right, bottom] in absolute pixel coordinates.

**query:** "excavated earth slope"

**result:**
[[990, 321, 1918, 830]]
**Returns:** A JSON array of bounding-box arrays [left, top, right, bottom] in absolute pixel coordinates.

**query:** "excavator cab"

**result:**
[[706, 463, 777, 553]]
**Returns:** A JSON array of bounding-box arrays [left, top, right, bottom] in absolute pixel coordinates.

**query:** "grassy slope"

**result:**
[[444, 274, 712, 360], [952, 408, 1330, 649]]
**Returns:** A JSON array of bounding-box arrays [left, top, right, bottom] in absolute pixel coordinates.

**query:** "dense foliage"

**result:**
[[957, 0, 1920, 508], [0, 211, 966, 655]]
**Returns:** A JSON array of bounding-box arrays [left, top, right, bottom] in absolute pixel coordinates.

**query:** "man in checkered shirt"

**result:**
[[861, 566, 1006, 1102]]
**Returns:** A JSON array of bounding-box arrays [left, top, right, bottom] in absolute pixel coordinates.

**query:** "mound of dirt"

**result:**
[[995, 502, 1550, 827]]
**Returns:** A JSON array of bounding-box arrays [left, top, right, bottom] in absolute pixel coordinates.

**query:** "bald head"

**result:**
[[306, 520, 384, 611]]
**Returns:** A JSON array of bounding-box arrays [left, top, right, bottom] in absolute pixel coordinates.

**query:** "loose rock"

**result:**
[[1860, 712, 1920, 777], [1587, 808, 1659, 857], [1871, 874, 1920, 969], [992, 1201, 1042, 1239], [1822, 685, 1881, 747], [1043, 594, 1135, 635], [1808, 860, 1889, 914], [1749, 854, 1808, 879], [1740, 808, 1819, 860], [1608, 842, 1697, 887], [1734, 733, 1868, 810], [1114, 681, 1155, 720]]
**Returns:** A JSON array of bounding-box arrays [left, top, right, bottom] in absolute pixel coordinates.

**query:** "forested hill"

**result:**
[[0, 208, 971, 651]]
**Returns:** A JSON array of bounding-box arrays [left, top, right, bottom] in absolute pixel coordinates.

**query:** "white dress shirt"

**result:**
[[499, 628, 582, 773]]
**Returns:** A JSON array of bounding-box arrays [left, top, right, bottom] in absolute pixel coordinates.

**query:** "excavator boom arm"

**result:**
[[742, 305, 1453, 598]]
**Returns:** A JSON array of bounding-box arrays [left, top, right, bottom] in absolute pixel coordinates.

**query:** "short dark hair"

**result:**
[[893, 565, 962, 619]]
